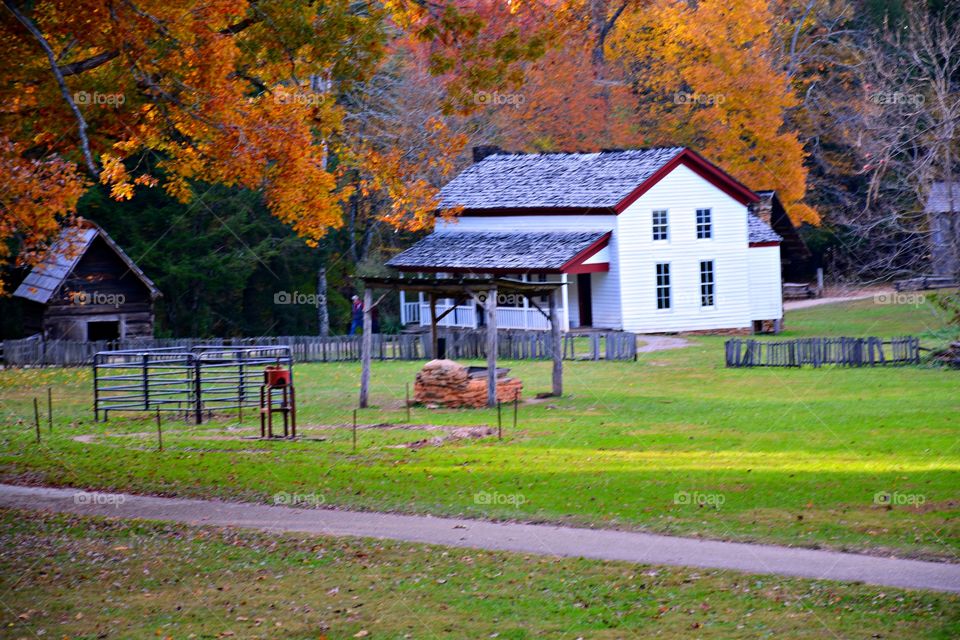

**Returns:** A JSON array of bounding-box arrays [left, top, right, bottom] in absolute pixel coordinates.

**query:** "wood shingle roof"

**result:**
[[387, 231, 608, 273], [439, 147, 686, 210]]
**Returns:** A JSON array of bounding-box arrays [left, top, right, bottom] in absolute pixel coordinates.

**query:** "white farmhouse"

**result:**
[[389, 146, 788, 334]]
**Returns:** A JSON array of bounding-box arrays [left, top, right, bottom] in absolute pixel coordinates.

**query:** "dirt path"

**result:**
[[2, 483, 957, 594], [635, 335, 691, 352], [783, 289, 887, 311]]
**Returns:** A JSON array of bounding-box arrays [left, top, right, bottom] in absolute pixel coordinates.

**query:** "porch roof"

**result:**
[[386, 230, 610, 274], [361, 275, 563, 298]]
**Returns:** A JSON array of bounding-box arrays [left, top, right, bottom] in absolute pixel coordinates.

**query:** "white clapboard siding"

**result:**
[[616, 164, 754, 332], [747, 245, 783, 321]]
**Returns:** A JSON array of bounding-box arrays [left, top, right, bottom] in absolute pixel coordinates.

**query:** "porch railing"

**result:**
[[401, 301, 564, 331]]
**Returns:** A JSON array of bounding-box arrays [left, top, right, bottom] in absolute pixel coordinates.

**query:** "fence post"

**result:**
[[34, 398, 41, 444], [156, 407, 163, 452], [193, 357, 203, 425]]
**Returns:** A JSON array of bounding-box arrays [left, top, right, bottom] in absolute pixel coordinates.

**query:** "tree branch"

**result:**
[[59, 49, 120, 76], [4, 0, 99, 178]]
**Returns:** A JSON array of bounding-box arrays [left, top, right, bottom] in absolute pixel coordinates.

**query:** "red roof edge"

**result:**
[[749, 240, 781, 247], [613, 149, 760, 213], [560, 232, 612, 274]]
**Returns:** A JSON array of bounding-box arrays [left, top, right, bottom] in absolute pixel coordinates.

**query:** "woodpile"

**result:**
[[934, 342, 960, 369], [414, 359, 522, 408]]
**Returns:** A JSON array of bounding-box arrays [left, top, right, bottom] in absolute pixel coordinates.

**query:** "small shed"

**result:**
[[924, 182, 959, 277], [13, 220, 161, 341]]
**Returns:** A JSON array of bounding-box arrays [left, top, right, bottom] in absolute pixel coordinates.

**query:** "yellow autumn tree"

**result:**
[[0, 0, 549, 291], [610, 0, 818, 224]]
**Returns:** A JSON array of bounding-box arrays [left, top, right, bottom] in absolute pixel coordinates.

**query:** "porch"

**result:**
[[400, 295, 567, 331]]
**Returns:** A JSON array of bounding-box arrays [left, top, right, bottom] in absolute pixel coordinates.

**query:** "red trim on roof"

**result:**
[[565, 262, 609, 274], [749, 241, 781, 247], [560, 232, 611, 274], [613, 149, 759, 213]]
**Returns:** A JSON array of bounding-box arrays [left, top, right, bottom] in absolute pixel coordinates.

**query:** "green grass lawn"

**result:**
[[1, 296, 958, 561], [2, 509, 957, 639]]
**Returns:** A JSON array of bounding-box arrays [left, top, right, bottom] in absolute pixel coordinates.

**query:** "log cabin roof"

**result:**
[[13, 220, 161, 304], [387, 231, 609, 273], [747, 211, 782, 244]]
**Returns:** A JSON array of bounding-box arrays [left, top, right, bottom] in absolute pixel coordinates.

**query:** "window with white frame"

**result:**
[[700, 260, 715, 307], [652, 209, 669, 241], [696, 208, 712, 239], [655, 263, 671, 310]]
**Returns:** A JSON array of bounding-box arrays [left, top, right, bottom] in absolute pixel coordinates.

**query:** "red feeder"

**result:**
[[264, 365, 291, 387]]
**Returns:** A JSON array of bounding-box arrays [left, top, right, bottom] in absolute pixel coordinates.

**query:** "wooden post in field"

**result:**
[[47, 387, 53, 433], [429, 294, 438, 359], [33, 398, 40, 444], [359, 288, 373, 408], [352, 409, 358, 453], [549, 288, 563, 397], [156, 407, 163, 452], [485, 286, 497, 408]]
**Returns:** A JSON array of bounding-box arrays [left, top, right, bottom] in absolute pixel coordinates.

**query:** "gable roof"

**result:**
[[439, 147, 758, 213], [13, 220, 161, 304], [925, 182, 960, 214], [387, 231, 609, 274]]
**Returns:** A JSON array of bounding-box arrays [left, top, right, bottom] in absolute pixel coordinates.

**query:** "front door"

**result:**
[[577, 273, 593, 327]]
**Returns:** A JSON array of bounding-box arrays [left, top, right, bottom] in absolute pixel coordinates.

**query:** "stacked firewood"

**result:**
[[414, 359, 522, 408], [934, 341, 960, 368]]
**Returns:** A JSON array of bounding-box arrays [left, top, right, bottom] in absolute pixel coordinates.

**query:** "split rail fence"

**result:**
[[725, 336, 921, 368], [4, 329, 637, 367]]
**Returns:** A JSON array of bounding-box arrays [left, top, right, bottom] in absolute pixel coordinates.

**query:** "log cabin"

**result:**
[[13, 220, 160, 341]]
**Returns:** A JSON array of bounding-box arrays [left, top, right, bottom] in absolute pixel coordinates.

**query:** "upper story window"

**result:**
[[700, 260, 715, 307], [696, 208, 713, 239], [655, 263, 671, 310], [652, 210, 669, 241]]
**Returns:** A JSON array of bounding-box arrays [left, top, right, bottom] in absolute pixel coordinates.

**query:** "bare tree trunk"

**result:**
[[316, 266, 329, 337]]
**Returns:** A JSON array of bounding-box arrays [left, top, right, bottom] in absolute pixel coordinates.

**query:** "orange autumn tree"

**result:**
[[0, 0, 548, 291], [610, 0, 818, 224]]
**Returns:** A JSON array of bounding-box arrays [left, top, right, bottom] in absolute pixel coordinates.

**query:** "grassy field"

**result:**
[[2, 509, 958, 639], [0, 295, 958, 561]]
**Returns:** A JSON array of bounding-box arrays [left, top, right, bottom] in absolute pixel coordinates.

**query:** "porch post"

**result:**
[[359, 287, 373, 408], [429, 293, 438, 359], [522, 274, 529, 330], [399, 289, 406, 325], [549, 287, 563, 396], [485, 285, 498, 407], [560, 273, 570, 331]]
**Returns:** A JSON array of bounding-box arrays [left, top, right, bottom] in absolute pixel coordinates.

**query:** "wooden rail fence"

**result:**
[[725, 336, 921, 368], [3, 329, 637, 367]]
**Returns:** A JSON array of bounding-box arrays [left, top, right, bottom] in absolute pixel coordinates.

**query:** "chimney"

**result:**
[[751, 192, 774, 225], [472, 145, 503, 163]]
